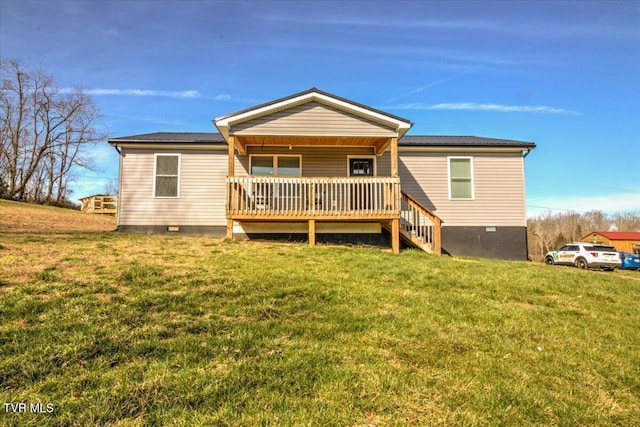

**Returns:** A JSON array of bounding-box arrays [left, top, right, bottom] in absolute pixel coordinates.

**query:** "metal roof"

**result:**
[[399, 135, 535, 148], [109, 132, 226, 144], [110, 132, 535, 148], [584, 231, 640, 241]]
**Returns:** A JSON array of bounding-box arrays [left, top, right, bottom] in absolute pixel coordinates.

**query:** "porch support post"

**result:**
[[227, 219, 233, 239], [390, 137, 400, 254], [390, 137, 398, 178], [308, 219, 316, 246], [434, 217, 442, 255], [228, 136, 235, 176], [391, 218, 400, 254], [227, 136, 235, 240]]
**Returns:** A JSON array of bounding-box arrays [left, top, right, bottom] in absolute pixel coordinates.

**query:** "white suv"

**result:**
[[545, 242, 621, 270]]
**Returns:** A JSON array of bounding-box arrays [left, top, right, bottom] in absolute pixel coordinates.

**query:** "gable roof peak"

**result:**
[[214, 88, 412, 141]]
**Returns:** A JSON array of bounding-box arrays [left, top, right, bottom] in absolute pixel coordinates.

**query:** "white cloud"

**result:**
[[387, 102, 578, 115], [62, 89, 259, 104], [63, 88, 201, 98], [261, 14, 639, 39], [133, 115, 189, 127], [263, 15, 505, 33], [527, 193, 640, 217], [102, 27, 120, 38], [209, 93, 261, 104]]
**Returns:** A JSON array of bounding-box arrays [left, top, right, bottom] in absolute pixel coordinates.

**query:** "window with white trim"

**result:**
[[250, 155, 301, 176], [347, 155, 376, 177], [449, 157, 474, 199], [154, 154, 180, 197]]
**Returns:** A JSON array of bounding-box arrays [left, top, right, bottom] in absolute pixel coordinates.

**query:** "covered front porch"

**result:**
[[215, 88, 440, 254], [224, 141, 404, 252]]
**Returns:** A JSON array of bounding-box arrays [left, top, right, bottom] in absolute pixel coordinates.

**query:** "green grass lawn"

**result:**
[[1, 232, 639, 426]]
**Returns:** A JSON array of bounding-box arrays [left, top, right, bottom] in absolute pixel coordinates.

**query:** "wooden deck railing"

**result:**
[[81, 195, 117, 215], [399, 191, 442, 254], [227, 176, 400, 219]]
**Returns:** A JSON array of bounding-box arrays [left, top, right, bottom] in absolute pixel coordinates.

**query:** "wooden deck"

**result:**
[[80, 195, 117, 215], [227, 176, 400, 220], [226, 177, 442, 254]]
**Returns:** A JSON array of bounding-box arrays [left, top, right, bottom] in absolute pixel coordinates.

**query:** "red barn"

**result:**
[[581, 231, 640, 254]]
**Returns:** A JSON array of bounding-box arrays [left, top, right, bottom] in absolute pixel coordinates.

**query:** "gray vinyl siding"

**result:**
[[118, 146, 526, 229], [231, 102, 396, 137], [397, 151, 527, 227], [235, 146, 390, 177], [118, 148, 227, 226]]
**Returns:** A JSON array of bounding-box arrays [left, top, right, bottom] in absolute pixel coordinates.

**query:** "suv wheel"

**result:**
[[545, 256, 555, 265], [575, 258, 589, 270]]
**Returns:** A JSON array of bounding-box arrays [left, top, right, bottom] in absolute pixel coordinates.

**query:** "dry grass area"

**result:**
[[0, 199, 116, 232]]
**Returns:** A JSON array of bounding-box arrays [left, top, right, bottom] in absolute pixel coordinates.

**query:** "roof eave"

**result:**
[[398, 145, 533, 154]]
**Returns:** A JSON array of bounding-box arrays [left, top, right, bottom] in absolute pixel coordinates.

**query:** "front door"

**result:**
[[349, 158, 374, 177], [349, 158, 374, 210]]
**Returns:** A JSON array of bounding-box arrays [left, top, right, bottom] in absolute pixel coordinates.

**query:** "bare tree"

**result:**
[[555, 211, 583, 244], [581, 210, 610, 234], [527, 211, 559, 261], [104, 179, 119, 196], [611, 212, 640, 232], [0, 59, 104, 205]]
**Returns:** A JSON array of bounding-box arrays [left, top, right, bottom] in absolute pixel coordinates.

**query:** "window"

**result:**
[[586, 245, 617, 252], [154, 154, 180, 197], [277, 156, 301, 176], [449, 157, 473, 199], [347, 156, 376, 177], [250, 155, 301, 176], [251, 156, 274, 176], [349, 158, 374, 176]]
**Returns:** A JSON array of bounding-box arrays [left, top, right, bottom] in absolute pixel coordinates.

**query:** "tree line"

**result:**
[[527, 210, 640, 261], [0, 59, 105, 207]]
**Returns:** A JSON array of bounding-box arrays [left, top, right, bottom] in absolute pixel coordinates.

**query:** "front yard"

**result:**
[[1, 230, 639, 425]]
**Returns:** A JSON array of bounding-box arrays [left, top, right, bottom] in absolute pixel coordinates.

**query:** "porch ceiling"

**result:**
[[233, 135, 392, 155]]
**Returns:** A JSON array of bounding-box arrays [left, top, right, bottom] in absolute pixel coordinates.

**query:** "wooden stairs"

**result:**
[[385, 191, 443, 254]]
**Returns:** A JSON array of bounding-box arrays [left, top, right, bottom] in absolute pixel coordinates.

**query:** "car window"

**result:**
[[567, 245, 579, 251], [593, 245, 617, 252], [558, 245, 570, 251]]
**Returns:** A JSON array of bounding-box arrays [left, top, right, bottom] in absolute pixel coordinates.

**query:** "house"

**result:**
[[580, 231, 640, 254], [109, 88, 535, 259], [79, 194, 117, 215]]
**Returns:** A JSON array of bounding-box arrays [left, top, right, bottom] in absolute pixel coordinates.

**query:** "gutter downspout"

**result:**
[[109, 142, 123, 230], [522, 146, 533, 260]]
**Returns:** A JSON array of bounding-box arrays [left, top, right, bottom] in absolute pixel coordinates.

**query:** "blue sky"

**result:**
[[1, 0, 639, 216]]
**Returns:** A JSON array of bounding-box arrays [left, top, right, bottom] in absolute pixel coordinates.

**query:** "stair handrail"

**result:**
[[400, 191, 443, 255]]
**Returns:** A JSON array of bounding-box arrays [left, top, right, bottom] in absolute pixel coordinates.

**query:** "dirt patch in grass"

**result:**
[[0, 199, 116, 232]]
